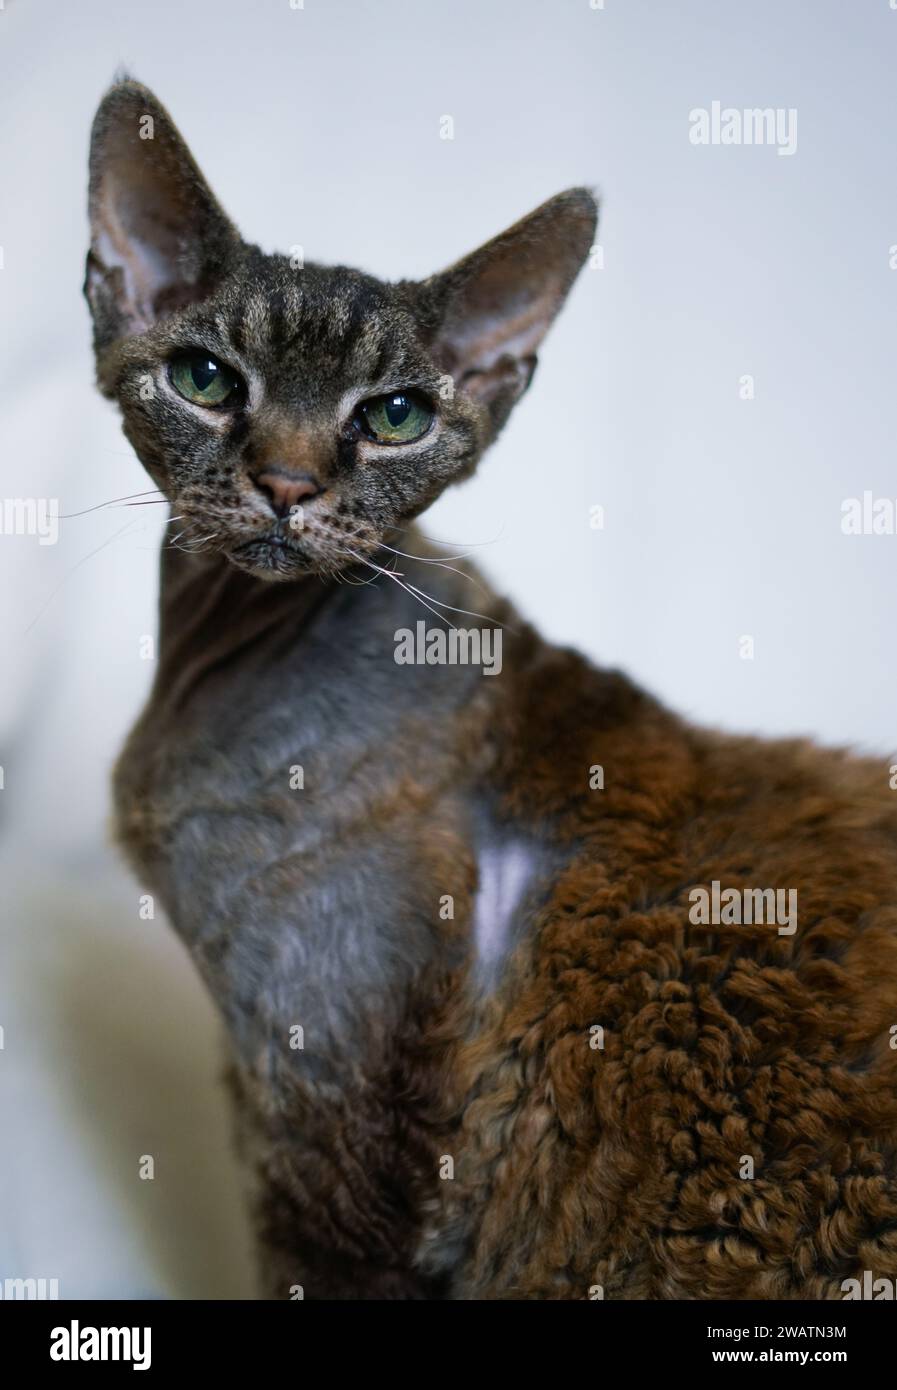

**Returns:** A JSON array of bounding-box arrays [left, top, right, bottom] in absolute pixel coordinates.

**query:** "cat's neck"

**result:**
[[147, 517, 517, 732], [153, 516, 450, 716], [153, 536, 329, 712]]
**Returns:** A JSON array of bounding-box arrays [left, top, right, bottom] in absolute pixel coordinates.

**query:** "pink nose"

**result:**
[[254, 471, 323, 518]]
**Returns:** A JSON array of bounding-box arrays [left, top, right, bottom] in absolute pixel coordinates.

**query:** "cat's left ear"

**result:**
[[85, 79, 241, 351], [417, 188, 598, 431]]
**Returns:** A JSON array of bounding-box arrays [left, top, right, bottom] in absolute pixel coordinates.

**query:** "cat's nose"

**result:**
[[253, 470, 323, 518]]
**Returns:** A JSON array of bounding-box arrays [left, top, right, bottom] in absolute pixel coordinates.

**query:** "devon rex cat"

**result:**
[[85, 80, 897, 1299]]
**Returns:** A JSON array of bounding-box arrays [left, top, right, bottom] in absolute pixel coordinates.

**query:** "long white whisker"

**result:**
[[394, 522, 505, 550], [404, 582, 514, 631], [378, 541, 474, 564], [343, 547, 452, 627], [166, 531, 218, 553], [23, 518, 141, 635], [59, 490, 165, 519], [375, 542, 491, 597]]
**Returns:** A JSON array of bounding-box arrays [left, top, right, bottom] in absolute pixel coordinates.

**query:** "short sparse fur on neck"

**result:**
[[88, 81, 897, 1300]]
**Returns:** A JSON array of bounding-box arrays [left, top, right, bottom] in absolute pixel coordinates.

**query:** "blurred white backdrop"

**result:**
[[1, 0, 895, 1297]]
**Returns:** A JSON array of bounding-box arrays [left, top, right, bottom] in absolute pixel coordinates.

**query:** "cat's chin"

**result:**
[[224, 535, 320, 582]]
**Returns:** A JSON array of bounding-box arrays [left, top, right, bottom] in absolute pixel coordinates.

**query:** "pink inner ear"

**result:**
[[94, 207, 168, 327], [429, 192, 597, 382], [445, 285, 563, 375], [454, 354, 537, 410], [88, 88, 239, 339], [93, 153, 198, 327]]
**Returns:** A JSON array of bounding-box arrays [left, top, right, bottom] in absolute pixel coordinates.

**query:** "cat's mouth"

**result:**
[[226, 531, 319, 578], [223, 518, 378, 581]]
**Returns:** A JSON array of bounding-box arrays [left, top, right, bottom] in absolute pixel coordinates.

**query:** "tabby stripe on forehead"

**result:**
[[369, 328, 397, 384], [229, 287, 259, 355], [267, 287, 288, 349], [230, 313, 246, 355], [237, 292, 272, 354], [283, 280, 303, 332], [344, 305, 387, 377]]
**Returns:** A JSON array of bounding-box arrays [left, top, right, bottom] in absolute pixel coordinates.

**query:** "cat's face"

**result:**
[[99, 256, 491, 579], [85, 82, 596, 581]]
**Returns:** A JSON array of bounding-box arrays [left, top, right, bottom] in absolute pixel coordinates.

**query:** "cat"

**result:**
[[86, 79, 897, 1300]]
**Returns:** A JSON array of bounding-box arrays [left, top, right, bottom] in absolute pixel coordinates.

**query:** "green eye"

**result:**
[[357, 391, 433, 444], [170, 353, 243, 408]]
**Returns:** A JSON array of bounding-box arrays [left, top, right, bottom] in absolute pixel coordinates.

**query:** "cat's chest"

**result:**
[[116, 631, 494, 1073], [129, 642, 480, 886]]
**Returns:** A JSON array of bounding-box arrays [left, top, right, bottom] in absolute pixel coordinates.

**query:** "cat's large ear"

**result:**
[[85, 79, 241, 351], [417, 189, 597, 431]]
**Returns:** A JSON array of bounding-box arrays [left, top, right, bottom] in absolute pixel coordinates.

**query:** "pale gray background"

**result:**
[[1, 0, 895, 1297]]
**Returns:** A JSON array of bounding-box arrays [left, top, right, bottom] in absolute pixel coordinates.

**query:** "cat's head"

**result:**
[[85, 80, 597, 580]]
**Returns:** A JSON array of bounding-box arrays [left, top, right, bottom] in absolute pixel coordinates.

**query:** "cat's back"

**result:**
[[449, 648, 897, 1298]]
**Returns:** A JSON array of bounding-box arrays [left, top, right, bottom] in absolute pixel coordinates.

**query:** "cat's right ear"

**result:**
[[85, 80, 240, 352]]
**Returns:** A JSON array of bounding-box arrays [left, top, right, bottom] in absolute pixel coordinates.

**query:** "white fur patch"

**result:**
[[472, 839, 535, 978]]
